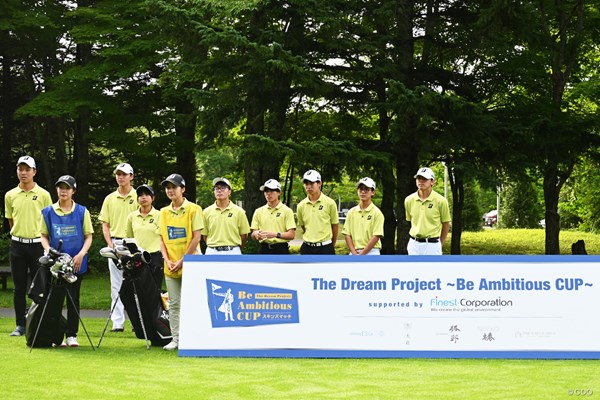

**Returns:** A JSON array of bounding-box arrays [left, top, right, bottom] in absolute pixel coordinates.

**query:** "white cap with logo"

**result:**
[[356, 177, 376, 190], [302, 169, 321, 182], [414, 167, 435, 180], [260, 179, 282, 191], [212, 177, 232, 189], [17, 156, 36, 169], [114, 163, 134, 175]]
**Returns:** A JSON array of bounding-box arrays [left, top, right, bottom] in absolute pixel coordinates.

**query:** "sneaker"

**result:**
[[110, 327, 124, 332], [66, 336, 79, 347], [163, 340, 178, 351], [9, 326, 25, 337], [53, 341, 67, 348]]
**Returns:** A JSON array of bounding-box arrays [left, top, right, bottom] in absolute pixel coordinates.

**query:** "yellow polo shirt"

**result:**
[[404, 190, 451, 238], [98, 188, 138, 238], [126, 207, 161, 253], [40, 201, 94, 236], [203, 201, 251, 247], [5, 184, 52, 238], [250, 202, 296, 244], [160, 199, 204, 279], [342, 202, 384, 249], [296, 192, 339, 243]]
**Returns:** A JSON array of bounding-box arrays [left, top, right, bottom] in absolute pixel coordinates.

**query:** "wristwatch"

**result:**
[[276, 232, 281, 239]]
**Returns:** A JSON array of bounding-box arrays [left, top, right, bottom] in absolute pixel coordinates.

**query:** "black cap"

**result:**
[[55, 175, 77, 189], [161, 173, 186, 187], [136, 184, 154, 196]]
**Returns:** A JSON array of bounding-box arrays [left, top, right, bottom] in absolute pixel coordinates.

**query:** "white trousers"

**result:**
[[407, 239, 442, 255], [108, 258, 125, 328], [349, 248, 381, 255]]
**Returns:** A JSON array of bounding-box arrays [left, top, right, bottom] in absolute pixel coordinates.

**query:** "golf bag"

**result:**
[[100, 239, 171, 347], [25, 246, 77, 348], [121, 264, 172, 346]]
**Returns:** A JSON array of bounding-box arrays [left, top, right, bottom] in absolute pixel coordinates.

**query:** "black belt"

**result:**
[[260, 242, 289, 250], [410, 236, 439, 243], [304, 240, 332, 247], [210, 246, 237, 251], [111, 237, 123, 240]]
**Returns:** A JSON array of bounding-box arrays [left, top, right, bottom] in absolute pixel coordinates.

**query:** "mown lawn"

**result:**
[[0, 318, 598, 400]]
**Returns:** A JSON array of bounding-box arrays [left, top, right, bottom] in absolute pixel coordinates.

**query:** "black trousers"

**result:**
[[10, 240, 44, 327], [300, 242, 335, 255], [259, 243, 290, 255], [66, 275, 83, 337]]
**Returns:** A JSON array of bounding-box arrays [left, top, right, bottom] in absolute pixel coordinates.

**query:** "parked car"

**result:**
[[483, 210, 497, 227]]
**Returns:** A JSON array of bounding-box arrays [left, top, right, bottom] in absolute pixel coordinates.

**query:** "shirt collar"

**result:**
[[136, 206, 158, 217], [52, 201, 75, 212], [214, 200, 232, 211], [116, 188, 135, 199], [268, 202, 282, 211], [168, 199, 190, 213], [359, 202, 375, 212]]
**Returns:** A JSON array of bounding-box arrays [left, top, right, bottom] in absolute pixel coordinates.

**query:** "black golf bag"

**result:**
[[121, 264, 172, 347], [99, 239, 171, 347], [26, 266, 67, 347]]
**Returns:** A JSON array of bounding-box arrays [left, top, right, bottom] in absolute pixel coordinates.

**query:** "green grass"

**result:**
[[450, 228, 600, 255], [0, 317, 598, 399]]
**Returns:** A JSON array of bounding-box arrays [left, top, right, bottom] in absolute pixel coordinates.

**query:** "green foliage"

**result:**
[[0, 234, 9, 264], [501, 178, 543, 229], [462, 181, 484, 232], [559, 155, 600, 232]]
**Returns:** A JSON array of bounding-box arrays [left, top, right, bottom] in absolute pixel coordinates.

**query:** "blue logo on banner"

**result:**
[[206, 279, 299, 328], [167, 226, 186, 240]]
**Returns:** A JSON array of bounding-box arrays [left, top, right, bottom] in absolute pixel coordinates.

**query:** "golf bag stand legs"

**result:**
[[63, 285, 95, 351], [132, 281, 150, 350], [97, 290, 122, 348], [97, 280, 151, 350]]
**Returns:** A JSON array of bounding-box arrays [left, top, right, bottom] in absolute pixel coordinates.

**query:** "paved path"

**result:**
[[0, 307, 108, 319]]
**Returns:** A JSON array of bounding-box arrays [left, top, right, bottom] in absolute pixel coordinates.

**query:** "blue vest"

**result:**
[[42, 203, 88, 275]]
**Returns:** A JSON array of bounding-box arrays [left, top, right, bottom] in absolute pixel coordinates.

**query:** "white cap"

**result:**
[[414, 167, 435, 180], [356, 177, 376, 190], [17, 156, 36, 169], [212, 177, 232, 189], [260, 179, 282, 191], [114, 163, 134, 175], [302, 169, 321, 182]]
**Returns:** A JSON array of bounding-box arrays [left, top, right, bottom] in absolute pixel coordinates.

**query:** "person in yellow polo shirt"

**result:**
[[4, 156, 52, 336], [343, 177, 384, 255], [98, 163, 138, 332], [250, 179, 296, 254], [41, 175, 93, 347], [126, 184, 163, 288], [404, 167, 451, 255], [297, 169, 339, 255], [159, 173, 204, 351], [203, 177, 251, 255]]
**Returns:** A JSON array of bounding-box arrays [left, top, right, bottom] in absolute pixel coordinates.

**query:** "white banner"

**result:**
[[178, 255, 600, 359]]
